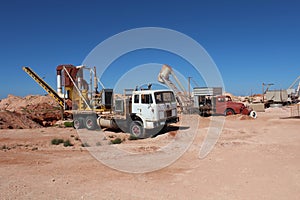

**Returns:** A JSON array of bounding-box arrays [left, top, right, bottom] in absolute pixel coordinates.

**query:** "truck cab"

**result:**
[[213, 95, 250, 115], [198, 95, 256, 117], [129, 89, 179, 137]]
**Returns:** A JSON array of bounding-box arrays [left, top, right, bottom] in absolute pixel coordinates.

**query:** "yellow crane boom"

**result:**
[[22, 66, 64, 108]]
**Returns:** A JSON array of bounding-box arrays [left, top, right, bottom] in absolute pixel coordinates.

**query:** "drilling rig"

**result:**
[[157, 64, 193, 113]]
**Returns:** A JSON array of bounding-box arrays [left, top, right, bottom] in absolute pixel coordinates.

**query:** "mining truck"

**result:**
[[23, 65, 179, 138]]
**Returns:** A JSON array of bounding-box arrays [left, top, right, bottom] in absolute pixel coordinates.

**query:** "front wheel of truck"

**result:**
[[129, 121, 145, 138], [225, 108, 235, 116]]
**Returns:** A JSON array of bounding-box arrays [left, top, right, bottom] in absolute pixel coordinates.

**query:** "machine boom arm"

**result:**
[[158, 64, 191, 111], [22, 67, 64, 107]]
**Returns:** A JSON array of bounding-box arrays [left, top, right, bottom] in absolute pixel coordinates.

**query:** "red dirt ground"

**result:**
[[0, 106, 299, 199]]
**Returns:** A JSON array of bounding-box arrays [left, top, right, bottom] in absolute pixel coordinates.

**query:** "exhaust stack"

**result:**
[[56, 70, 63, 97]]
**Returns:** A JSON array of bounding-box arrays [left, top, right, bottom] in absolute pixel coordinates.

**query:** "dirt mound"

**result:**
[[0, 95, 62, 129], [0, 110, 41, 129], [239, 115, 255, 120], [225, 114, 254, 120], [0, 95, 59, 112], [21, 102, 62, 126]]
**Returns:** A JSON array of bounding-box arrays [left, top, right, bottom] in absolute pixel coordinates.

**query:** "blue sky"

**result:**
[[1, 0, 300, 98]]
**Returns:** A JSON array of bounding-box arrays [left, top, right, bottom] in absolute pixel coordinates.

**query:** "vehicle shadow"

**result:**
[[150, 125, 190, 138], [100, 125, 190, 139]]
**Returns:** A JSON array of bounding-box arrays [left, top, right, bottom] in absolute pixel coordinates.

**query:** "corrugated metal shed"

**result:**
[[193, 87, 222, 96]]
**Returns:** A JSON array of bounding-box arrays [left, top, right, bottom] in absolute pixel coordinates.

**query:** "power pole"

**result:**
[[262, 83, 264, 102], [188, 77, 192, 100]]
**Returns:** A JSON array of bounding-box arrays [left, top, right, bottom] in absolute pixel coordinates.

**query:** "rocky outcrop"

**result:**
[[0, 95, 62, 129]]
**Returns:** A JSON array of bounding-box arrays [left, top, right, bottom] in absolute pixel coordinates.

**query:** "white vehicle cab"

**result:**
[[129, 89, 179, 137]]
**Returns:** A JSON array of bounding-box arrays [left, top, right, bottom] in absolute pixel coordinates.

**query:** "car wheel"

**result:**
[[225, 108, 235, 116]]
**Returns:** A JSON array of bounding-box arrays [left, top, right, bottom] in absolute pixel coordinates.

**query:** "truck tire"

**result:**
[[225, 108, 235, 116], [85, 115, 98, 130], [73, 117, 84, 129], [129, 121, 145, 138]]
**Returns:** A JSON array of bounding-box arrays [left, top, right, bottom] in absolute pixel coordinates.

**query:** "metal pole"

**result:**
[[188, 77, 191, 100], [89, 69, 92, 100], [262, 83, 264, 102]]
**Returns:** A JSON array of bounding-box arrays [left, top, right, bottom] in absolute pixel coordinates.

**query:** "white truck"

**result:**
[[73, 88, 179, 138]]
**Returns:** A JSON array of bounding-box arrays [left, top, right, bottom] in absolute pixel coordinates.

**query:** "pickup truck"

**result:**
[[198, 95, 256, 118]]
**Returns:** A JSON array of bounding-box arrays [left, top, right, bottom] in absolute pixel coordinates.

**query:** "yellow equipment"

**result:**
[[22, 66, 64, 108]]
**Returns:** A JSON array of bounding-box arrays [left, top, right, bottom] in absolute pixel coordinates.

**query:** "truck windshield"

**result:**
[[154, 91, 175, 104]]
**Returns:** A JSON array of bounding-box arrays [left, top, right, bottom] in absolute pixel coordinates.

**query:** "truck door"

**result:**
[[140, 94, 154, 120], [132, 94, 140, 114], [132, 94, 154, 120], [215, 96, 226, 114]]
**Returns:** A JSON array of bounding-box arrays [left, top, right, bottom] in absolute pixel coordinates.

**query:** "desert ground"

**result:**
[[0, 95, 299, 199]]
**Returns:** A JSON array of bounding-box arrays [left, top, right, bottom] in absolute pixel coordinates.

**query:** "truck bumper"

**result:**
[[145, 116, 179, 129], [166, 116, 179, 124], [242, 108, 252, 115]]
